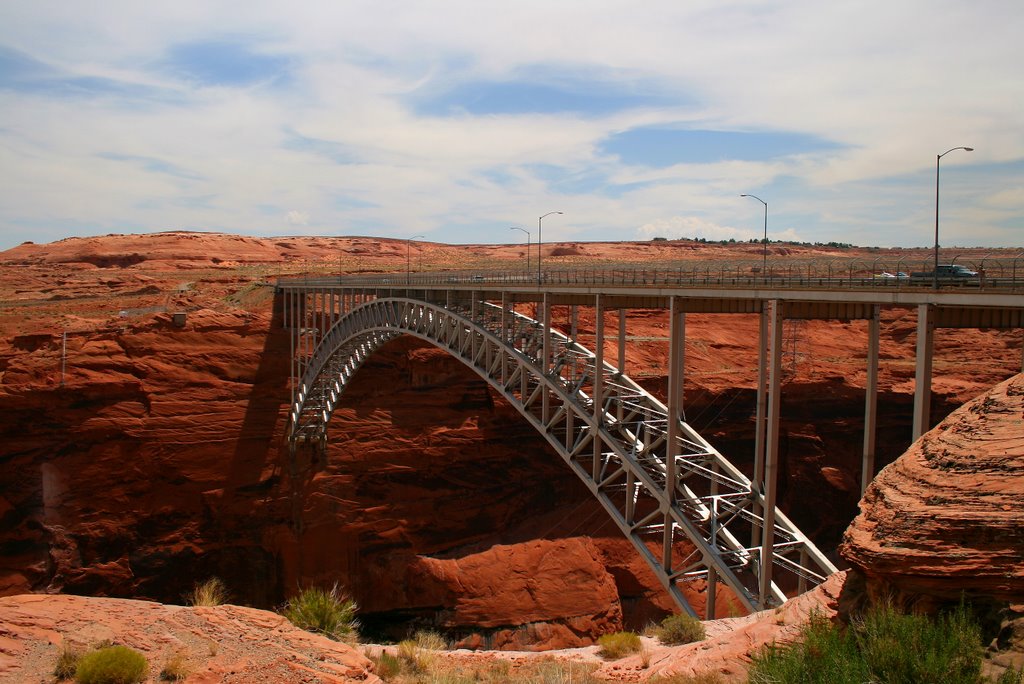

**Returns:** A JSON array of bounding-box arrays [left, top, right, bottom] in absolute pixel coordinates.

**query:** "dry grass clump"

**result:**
[[597, 631, 643, 659], [366, 650, 599, 683], [158, 649, 190, 681], [393, 630, 448, 674], [281, 584, 359, 641], [648, 674, 726, 683], [53, 642, 82, 680], [186, 577, 229, 607]]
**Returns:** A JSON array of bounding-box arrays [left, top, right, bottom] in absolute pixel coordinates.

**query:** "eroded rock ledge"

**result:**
[[841, 372, 1024, 605]]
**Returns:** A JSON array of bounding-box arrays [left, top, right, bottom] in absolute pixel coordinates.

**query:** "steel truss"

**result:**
[[287, 294, 836, 617]]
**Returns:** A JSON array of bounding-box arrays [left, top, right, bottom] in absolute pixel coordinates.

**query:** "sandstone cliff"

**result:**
[[841, 372, 1024, 605], [2, 232, 1022, 649]]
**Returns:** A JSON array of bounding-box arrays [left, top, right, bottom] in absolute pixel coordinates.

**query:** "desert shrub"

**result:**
[[74, 645, 148, 684], [281, 584, 358, 641], [597, 631, 642, 659], [855, 602, 982, 684], [748, 613, 868, 684], [655, 613, 706, 645], [186, 577, 228, 607], [995, 668, 1024, 684], [396, 638, 432, 674], [158, 649, 189, 680], [749, 604, 990, 684], [54, 643, 82, 680], [411, 629, 448, 651]]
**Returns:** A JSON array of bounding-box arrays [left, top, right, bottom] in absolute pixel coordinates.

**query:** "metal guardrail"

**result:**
[[280, 255, 1024, 292]]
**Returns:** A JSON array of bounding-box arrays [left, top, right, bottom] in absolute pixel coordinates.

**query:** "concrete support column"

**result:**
[[912, 304, 935, 441], [542, 293, 552, 424], [470, 291, 479, 363], [320, 289, 326, 333], [862, 305, 881, 494], [760, 299, 784, 606], [501, 292, 510, 385], [705, 567, 718, 620], [663, 297, 685, 572], [751, 304, 768, 549], [593, 295, 605, 481], [318, 289, 325, 334], [289, 291, 296, 412], [618, 309, 627, 374]]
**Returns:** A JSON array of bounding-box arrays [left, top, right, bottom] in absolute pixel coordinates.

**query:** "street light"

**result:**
[[537, 211, 563, 285], [510, 226, 531, 272], [406, 234, 424, 285], [933, 146, 974, 289], [741, 194, 768, 275]]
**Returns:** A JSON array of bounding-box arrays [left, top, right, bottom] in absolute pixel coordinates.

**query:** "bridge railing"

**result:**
[[280, 254, 1024, 292]]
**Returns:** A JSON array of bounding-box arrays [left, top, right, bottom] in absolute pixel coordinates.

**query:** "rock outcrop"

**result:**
[[607, 570, 852, 682], [0, 593, 380, 683], [841, 372, 1024, 605]]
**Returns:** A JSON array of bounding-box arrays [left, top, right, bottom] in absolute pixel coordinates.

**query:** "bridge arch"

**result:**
[[288, 295, 835, 617]]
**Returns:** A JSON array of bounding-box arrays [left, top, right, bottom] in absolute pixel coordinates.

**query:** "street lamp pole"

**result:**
[[510, 227, 531, 272], [537, 211, 563, 285], [741, 194, 768, 275], [934, 146, 973, 289], [407, 234, 424, 285]]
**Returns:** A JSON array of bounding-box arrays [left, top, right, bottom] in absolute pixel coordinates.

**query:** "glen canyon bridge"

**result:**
[[276, 262, 1024, 619]]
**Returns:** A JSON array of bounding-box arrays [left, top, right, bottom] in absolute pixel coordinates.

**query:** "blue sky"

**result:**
[[0, 1, 1021, 251]]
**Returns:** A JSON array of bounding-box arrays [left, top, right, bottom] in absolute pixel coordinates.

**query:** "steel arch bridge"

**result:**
[[285, 292, 836, 617]]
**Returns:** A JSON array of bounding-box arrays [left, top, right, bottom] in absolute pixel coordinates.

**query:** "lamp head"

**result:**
[[964, 147, 974, 152]]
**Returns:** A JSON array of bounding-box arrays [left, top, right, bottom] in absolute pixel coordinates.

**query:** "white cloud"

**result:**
[[0, 1, 1021, 250]]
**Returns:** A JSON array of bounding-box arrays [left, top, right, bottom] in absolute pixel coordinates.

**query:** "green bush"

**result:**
[[748, 613, 868, 684], [597, 631, 642, 659], [186, 577, 229, 607], [749, 604, 989, 684], [282, 584, 359, 641], [75, 645, 148, 684], [995, 668, 1024, 684], [855, 602, 981, 683], [655, 613, 706, 645]]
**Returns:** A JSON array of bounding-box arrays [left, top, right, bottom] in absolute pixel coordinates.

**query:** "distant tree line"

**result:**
[[652, 236, 855, 249]]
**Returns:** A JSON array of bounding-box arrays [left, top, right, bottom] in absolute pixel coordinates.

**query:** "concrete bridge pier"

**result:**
[[862, 305, 881, 494]]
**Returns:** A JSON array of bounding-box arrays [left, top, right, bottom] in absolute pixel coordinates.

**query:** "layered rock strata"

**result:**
[[841, 373, 1024, 605]]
